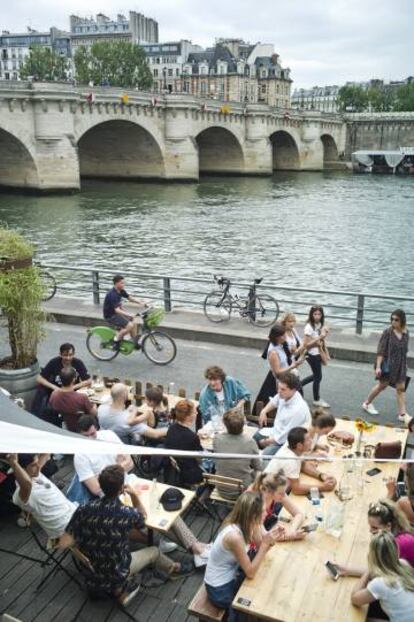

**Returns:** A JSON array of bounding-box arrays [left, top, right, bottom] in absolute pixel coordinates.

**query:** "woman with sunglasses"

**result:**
[[363, 309, 409, 422]]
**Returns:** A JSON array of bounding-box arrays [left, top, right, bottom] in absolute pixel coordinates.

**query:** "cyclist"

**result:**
[[103, 274, 148, 350]]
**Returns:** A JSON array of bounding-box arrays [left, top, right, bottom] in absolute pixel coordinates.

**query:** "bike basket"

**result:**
[[145, 308, 165, 328]]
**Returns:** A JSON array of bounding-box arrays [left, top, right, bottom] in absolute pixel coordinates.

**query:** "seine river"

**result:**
[[1, 171, 413, 299]]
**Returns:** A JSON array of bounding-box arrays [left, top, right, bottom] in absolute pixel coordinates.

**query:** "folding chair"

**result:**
[[70, 546, 140, 622], [202, 474, 244, 522]]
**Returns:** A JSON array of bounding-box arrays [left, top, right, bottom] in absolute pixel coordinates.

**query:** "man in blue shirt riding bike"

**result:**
[[103, 274, 148, 350]]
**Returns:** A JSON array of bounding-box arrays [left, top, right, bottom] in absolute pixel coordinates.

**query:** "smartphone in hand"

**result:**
[[325, 560, 339, 581]]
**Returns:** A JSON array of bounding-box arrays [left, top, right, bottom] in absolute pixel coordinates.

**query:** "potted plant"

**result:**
[[0, 227, 45, 408]]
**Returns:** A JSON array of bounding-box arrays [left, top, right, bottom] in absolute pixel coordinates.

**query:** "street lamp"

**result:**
[[163, 66, 167, 92]]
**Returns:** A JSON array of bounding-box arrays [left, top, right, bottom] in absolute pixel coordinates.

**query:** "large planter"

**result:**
[[0, 360, 40, 411]]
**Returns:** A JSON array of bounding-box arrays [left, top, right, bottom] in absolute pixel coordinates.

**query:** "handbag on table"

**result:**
[[374, 441, 402, 460]]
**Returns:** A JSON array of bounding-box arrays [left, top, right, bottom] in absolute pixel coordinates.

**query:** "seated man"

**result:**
[[97, 383, 167, 445], [265, 427, 336, 495], [49, 367, 97, 432], [199, 365, 250, 424], [4, 453, 77, 540], [254, 372, 311, 455], [60, 465, 191, 604], [213, 408, 263, 499], [66, 415, 134, 505], [32, 342, 91, 420], [103, 274, 147, 350]]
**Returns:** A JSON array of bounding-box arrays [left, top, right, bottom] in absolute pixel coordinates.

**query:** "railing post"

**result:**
[[163, 277, 171, 312], [92, 270, 100, 305], [356, 294, 365, 334]]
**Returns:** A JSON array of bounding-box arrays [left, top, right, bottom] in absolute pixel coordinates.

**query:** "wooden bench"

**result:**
[[188, 584, 225, 621]]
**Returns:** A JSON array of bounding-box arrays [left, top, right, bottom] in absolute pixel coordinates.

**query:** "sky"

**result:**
[[1, 0, 413, 89]]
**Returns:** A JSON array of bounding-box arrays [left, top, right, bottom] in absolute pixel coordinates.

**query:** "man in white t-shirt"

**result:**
[[66, 414, 134, 505], [265, 427, 336, 495], [98, 383, 167, 444], [4, 453, 76, 539], [255, 372, 311, 455]]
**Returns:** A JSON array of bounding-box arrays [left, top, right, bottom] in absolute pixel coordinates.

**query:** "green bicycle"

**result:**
[[86, 308, 177, 365]]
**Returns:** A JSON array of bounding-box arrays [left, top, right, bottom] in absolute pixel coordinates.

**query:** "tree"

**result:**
[[366, 87, 396, 112], [74, 41, 152, 89], [336, 85, 368, 112], [394, 83, 414, 111], [19, 45, 69, 81]]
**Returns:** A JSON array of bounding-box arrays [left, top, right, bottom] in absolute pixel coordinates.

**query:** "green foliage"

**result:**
[[0, 228, 45, 369], [394, 83, 414, 111], [19, 45, 69, 81], [337, 85, 368, 112], [366, 87, 396, 112], [74, 41, 153, 89]]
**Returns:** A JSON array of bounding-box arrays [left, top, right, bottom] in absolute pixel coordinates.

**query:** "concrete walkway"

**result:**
[[43, 296, 414, 367]]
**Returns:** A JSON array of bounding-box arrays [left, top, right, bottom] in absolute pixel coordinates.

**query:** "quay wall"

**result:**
[[345, 112, 414, 158]]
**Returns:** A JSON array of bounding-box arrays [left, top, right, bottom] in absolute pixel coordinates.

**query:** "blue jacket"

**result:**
[[199, 376, 251, 423]]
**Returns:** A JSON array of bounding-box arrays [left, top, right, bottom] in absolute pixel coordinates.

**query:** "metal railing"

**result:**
[[40, 263, 414, 334]]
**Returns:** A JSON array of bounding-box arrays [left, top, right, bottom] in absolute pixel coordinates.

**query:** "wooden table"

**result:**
[[198, 423, 257, 451], [233, 419, 408, 622], [121, 474, 195, 533]]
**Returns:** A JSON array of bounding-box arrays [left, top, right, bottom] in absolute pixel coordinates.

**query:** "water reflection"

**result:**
[[0, 172, 412, 297]]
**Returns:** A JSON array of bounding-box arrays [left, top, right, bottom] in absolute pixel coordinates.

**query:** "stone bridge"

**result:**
[[0, 82, 346, 192]]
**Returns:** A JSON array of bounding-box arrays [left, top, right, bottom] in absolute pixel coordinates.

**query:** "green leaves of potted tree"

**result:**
[[0, 228, 45, 408]]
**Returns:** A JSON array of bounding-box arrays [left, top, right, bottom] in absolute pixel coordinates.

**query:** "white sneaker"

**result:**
[[17, 515, 29, 528], [313, 399, 330, 408], [362, 401, 379, 416], [194, 543, 212, 568], [398, 413, 409, 424], [159, 538, 178, 554]]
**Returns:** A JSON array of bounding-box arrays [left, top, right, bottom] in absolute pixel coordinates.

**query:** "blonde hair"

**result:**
[[281, 312, 296, 327], [368, 499, 414, 535], [250, 470, 287, 494], [368, 531, 414, 591], [223, 491, 263, 543]]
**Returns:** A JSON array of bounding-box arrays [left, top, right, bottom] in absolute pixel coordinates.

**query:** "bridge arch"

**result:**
[[270, 130, 300, 170], [195, 126, 244, 175], [77, 120, 165, 180], [0, 127, 39, 189], [321, 134, 339, 166]]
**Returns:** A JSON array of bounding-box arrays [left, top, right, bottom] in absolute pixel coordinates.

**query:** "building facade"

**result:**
[[0, 28, 71, 80], [144, 38, 292, 107], [70, 11, 158, 56]]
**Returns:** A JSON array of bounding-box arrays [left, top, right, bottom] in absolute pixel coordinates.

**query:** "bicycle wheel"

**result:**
[[142, 330, 177, 365], [39, 269, 57, 301], [203, 292, 232, 323], [249, 294, 280, 327], [86, 332, 119, 361]]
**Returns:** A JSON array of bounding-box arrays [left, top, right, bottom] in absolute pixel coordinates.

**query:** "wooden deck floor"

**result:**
[[0, 460, 222, 622]]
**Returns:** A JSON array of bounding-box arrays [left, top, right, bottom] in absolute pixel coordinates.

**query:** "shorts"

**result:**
[[106, 314, 130, 329]]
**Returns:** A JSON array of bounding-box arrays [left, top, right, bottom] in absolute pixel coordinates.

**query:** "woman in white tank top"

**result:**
[[204, 491, 280, 618]]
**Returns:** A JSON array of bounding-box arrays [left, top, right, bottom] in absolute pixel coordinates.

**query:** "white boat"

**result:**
[[352, 148, 414, 174]]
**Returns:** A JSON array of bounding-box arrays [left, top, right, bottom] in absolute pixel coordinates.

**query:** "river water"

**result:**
[[1, 171, 413, 305]]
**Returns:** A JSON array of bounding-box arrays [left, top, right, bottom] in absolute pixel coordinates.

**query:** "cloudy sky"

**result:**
[[2, 0, 412, 88]]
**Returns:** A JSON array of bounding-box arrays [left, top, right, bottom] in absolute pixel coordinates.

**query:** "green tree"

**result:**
[[19, 45, 69, 81], [74, 41, 152, 89], [394, 83, 414, 111], [366, 87, 395, 112], [336, 85, 368, 112]]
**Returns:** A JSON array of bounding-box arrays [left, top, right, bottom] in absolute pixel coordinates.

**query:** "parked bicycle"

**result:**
[[86, 308, 177, 365], [203, 275, 279, 327], [35, 264, 57, 301]]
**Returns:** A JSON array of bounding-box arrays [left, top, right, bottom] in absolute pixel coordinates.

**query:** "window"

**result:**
[[153, 69, 158, 77], [176, 68, 179, 76], [168, 68, 173, 76], [201, 82, 207, 94], [261, 84, 266, 93]]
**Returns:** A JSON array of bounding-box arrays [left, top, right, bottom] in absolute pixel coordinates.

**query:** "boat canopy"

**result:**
[[352, 148, 414, 168]]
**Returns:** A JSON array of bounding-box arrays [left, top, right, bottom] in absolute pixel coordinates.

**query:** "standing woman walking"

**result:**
[[363, 309, 409, 422], [303, 305, 330, 408]]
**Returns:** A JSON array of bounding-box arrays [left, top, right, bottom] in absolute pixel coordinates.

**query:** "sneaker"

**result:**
[[17, 515, 29, 528], [119, 582, 141, 606], [313, 399, 330, 408], [159, 537, 178, 554], [362, 401, 379, 416], [194, 543, 212, 568], [112, 339, 121, 351], [169, 559, 194, 580], [398, 413, 409, 423]]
